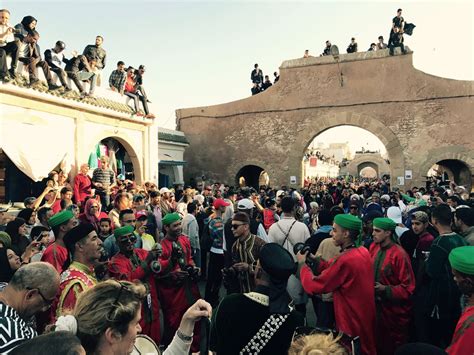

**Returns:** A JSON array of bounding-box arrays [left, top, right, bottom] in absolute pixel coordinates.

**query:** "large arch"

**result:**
[[177, 50, 473, 189], [295, 118, 403, 188]]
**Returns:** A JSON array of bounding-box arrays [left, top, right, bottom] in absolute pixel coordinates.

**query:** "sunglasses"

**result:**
[[350, 206, 358, 210], [231, 223, 246, 229], [123, 219, 136, 223], [107, 281, 132, 320], [119, 234, 137, 244], [27, 287, 54, 310]]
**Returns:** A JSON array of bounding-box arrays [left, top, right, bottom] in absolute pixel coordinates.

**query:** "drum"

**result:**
[[131, 334, 160, 355]]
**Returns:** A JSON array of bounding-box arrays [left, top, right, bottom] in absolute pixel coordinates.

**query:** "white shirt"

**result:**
[[268, 216, 310, 260], [0, 24, 15, 46]]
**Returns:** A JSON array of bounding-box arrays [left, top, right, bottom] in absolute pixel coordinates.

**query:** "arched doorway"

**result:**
[[427, 159, 472, 190], [236, 165, 269, 188], [358, 162, 379, 177], [359, 166, 378, 178], [89, 137, 138, 181], [302, 124, 392, 184]]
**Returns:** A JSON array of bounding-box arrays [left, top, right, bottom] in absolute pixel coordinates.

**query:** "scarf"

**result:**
[[84, 198, 101, 229], [232, 234, 256, 293]]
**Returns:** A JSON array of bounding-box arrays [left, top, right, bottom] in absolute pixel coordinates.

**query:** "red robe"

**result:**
[[300, 247, 376, 355], [446, 305, 474, 354], [50, 261, 97, 322], [369, 243, 416, 354], [158, 235, 201, 352], [41, 243, 68, 274], [108, 249, 161, 344]]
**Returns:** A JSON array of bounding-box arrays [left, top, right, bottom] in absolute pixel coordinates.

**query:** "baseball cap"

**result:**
[[237, 198, 255, 210], [56, 40, 66, 49], [135, 210, 148, 221], [213, 198, 230, 209]]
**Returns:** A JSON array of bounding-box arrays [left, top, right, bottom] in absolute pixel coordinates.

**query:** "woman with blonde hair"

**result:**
[[55, 280, 211, 354], [288, 332, 348, 355]]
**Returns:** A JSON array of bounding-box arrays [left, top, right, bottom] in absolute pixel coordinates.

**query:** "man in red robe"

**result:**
[[157, 213, 201, 352], [446, 246, 474, 354], [370, 217, 416, 354], [108, 225, 162, 344], [41, 209, 76, 274], [50, 223, 101, 321], [297, 214, 376, 355]]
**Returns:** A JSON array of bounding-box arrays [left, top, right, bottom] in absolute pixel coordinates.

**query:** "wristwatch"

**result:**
[[176, 329, 193, 342]]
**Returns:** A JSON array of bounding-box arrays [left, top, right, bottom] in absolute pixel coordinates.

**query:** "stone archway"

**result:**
[[236, 165, 268, 189], [295, 118, 404, 188], [358, 162, 379, 177], [360, 166, 378, 178], [177, 51, 473, 189], [418, 148, 474, 191]]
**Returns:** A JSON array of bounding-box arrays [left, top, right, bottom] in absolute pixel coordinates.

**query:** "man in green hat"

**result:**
[[157, 212, 201, 352], [369, 217, 415, 354], [446, 246, 474, 354], [297, 213, 376, 355], [108, 225, 162, 344], [41, 209, 76, 274]]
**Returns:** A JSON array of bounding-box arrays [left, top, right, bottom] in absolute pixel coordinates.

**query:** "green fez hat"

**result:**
[[334, 214, 362, 231], [449, 246, 474, 275], [48, 210, 74, 227], [162, 212, 181, 226], [0, 231, 12, 249], [114, 225, 135, 238], [373, 217, 397, 231]]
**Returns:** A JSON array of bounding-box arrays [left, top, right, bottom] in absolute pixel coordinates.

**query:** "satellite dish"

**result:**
[[330, 45, 340, 58]]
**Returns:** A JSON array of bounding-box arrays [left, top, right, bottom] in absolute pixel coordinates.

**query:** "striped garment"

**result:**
[[0, 302, 37, 353], [92, 168, 116, 190]]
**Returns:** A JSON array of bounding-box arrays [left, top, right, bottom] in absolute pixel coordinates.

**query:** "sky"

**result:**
[[5, 0, 473, 151]]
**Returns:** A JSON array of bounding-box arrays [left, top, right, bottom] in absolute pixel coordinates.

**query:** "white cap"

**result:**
[[237, 198, 255, 210], [387, 206, 402, 224], [193, 194, 205, 204], [381, 194, 390, 202], [159, 187, 171, 194]]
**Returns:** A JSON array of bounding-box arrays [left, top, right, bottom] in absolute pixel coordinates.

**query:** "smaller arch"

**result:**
[[359, 166, 378, 178], [358, 162, 379, 177], [427, 159, 472, 190], [236, 165, 269, 189]]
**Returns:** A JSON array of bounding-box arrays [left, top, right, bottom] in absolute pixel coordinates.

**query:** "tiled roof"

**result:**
[[158, 131, 189, 144], [5, 76, 134, 114]]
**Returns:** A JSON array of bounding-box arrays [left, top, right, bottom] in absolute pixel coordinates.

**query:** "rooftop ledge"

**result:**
[[281, 47, 412, 69], [0, 83, 155, 125]]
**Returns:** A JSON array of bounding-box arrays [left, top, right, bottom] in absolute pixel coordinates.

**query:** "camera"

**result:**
[[293, 242, 311, 256], [293, 243, 318, 273], [171, 242, 185, 265], [183, 265, 199, 281]]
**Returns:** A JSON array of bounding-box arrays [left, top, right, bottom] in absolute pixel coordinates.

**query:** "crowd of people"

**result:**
[[249, 9, 415, 96], [320, 9, 415, 57], [1, 152, 474, 354], [0, 9, 154, 117], [250, 63, 279, 95]]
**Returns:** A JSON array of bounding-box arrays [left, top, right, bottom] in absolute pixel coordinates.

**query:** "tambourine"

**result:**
[[131, 334, 160, 355]]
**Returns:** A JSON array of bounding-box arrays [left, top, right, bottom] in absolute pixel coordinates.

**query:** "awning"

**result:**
[[159, 160, 187, 166], [0, 106, 75, 181]]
